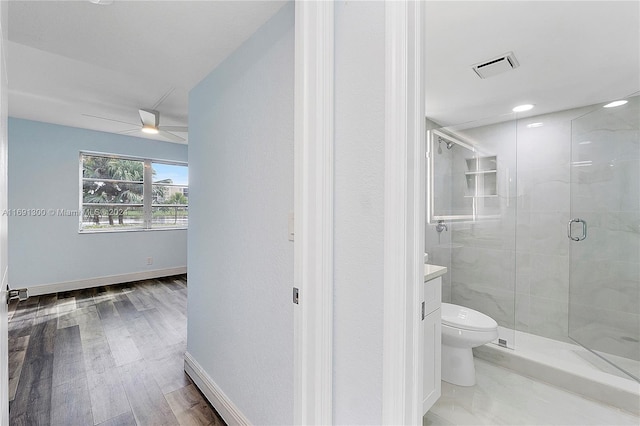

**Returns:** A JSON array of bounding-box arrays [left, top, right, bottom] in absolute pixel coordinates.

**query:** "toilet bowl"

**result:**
[[441, 303, 498, 386]]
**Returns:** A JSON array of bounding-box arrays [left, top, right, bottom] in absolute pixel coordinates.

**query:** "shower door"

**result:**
[[568, 95, 640, 381]]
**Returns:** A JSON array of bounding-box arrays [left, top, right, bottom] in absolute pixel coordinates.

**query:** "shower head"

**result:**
[[438, 136, 454, 150]]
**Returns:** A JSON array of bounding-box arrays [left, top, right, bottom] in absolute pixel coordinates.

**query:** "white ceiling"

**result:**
[[7, 1, 640, 141], [425, 1, 640, 126], [7, 0, 287, 144]]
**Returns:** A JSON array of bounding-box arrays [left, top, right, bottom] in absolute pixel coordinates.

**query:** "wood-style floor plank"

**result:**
[[96, 410, 137, 426], [86, 368, 131, 425], [10, 377, 53, 425], [50, 376, 94, 425], [8, 335, 29, 401], [52, 325, 86, 387], [165, 384, 223, 426], [148, 342, 191, 395], [82, 333, 117, 375], [142, 307, 184, 346], [8, 274, 225, 426], [118, 359, 179, 426], [102, 323, 143, 366]]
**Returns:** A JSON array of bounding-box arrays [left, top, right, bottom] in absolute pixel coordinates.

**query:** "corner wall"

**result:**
[[186, 3, 294, 424], [8, 118, 187, 293]]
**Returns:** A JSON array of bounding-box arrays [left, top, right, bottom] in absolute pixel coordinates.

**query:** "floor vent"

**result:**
[[472, 52, 520, 79]]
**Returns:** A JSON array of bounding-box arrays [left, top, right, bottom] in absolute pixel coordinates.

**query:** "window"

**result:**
[[80, 153, 188, 232]]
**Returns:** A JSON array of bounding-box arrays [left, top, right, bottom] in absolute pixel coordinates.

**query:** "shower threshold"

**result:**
[[473, 328, 640, 416]]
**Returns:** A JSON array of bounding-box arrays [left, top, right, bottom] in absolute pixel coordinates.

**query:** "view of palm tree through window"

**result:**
[[81, 153, 188, 231]]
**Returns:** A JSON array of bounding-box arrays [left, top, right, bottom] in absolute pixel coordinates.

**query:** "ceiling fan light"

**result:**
[[142, 124, 159, 134]]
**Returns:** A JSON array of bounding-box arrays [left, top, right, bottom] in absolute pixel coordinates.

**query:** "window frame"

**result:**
[[79, 151, 188, 233]]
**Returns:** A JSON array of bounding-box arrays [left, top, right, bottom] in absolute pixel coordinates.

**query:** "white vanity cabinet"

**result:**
[[423, 265, 446, 415]]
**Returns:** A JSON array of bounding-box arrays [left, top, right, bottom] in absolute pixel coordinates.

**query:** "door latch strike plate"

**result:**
[[293, 287, 299, 305]]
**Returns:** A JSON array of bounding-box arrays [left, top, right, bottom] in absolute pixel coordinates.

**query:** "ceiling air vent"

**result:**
[[472, 52, 520, 79]]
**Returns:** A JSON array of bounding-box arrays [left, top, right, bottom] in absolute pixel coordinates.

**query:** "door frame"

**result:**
[[0, 0, 9, 423], [293, 1, 425, 424], [382, 1, 426, 424], [293, 1, 335, 424]]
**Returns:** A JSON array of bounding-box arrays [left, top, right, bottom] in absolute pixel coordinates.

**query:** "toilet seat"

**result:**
[[441, 302, 497, 332]]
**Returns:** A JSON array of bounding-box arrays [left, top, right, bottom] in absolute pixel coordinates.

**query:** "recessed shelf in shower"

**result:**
[[465, 156, 497, 198]]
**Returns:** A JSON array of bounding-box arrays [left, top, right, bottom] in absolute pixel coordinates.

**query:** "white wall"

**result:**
[[333, 1, 386, 423], [8, 118, 187, 293], [186, 3, 294, 424]]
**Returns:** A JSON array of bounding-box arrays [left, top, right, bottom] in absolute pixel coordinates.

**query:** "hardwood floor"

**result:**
[[8, 275, 226, 426]]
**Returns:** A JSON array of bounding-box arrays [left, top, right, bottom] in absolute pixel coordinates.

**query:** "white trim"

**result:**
[[293, 1, 334, 424], [184, 352, 251, 426], [382, 1, 427, 424], [24, 266, 187, 296]]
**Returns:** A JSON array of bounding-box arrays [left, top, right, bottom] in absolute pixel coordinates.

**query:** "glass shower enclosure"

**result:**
[[568, 94, 640, 381]]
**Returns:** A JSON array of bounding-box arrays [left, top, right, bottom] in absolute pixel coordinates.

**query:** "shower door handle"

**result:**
[[567, 218, 587, 241]]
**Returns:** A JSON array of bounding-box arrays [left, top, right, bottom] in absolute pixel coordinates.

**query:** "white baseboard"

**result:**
[[25, 266, 187, 296], [184, 351, 251, 426]]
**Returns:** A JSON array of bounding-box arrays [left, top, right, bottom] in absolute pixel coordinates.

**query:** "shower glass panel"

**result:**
[[428, 116, 517, 349], [568, 94, 640, 381]]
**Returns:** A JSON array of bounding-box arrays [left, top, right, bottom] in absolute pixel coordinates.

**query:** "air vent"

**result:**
[[472, 52, 520, 79]]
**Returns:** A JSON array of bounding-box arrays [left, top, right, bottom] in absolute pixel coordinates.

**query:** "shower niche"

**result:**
[[464, 156, 497, 198]]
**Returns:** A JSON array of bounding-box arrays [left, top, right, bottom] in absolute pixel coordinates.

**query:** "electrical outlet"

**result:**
[[146, 257, 153, 265]]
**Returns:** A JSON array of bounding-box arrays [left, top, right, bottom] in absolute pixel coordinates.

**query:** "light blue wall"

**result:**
[[8, 118, 187, 289], [187, 2, 293, 424]]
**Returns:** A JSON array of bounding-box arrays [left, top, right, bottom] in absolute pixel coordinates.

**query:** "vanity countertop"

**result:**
[[424, 264, 447, 282]]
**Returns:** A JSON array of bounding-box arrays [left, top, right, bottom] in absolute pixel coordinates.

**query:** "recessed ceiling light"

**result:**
[[513, 104, 534, 112], [526, 122, 543, 128], [89, 0, 114, 5], [603, 100, 628, 108]]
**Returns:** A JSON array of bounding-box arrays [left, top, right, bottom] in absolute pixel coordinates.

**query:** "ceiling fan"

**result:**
[[83, 108, 188, 143]]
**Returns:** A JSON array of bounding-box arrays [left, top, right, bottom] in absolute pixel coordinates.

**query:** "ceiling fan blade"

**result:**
[[118, 129, 141, 135], [82, 113, 138, 127], [159, 130, 185, 143], [158, 125, 188, 132], [151, 87, 175, 110]]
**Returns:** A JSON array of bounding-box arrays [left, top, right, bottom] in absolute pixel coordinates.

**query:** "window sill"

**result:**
[[79, 226, 187, 234]]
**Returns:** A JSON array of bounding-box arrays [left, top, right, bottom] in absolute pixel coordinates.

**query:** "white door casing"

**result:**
[[293, 1, 427, 424], [293, 1, 334, 424], [382, 1, 427, 424]]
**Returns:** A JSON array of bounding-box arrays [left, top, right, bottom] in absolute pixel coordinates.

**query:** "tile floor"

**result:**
[[424, 358, 640, 425]]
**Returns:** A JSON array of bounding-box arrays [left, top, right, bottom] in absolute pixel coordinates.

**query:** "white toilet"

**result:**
[[441, 303, 498, 386]]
